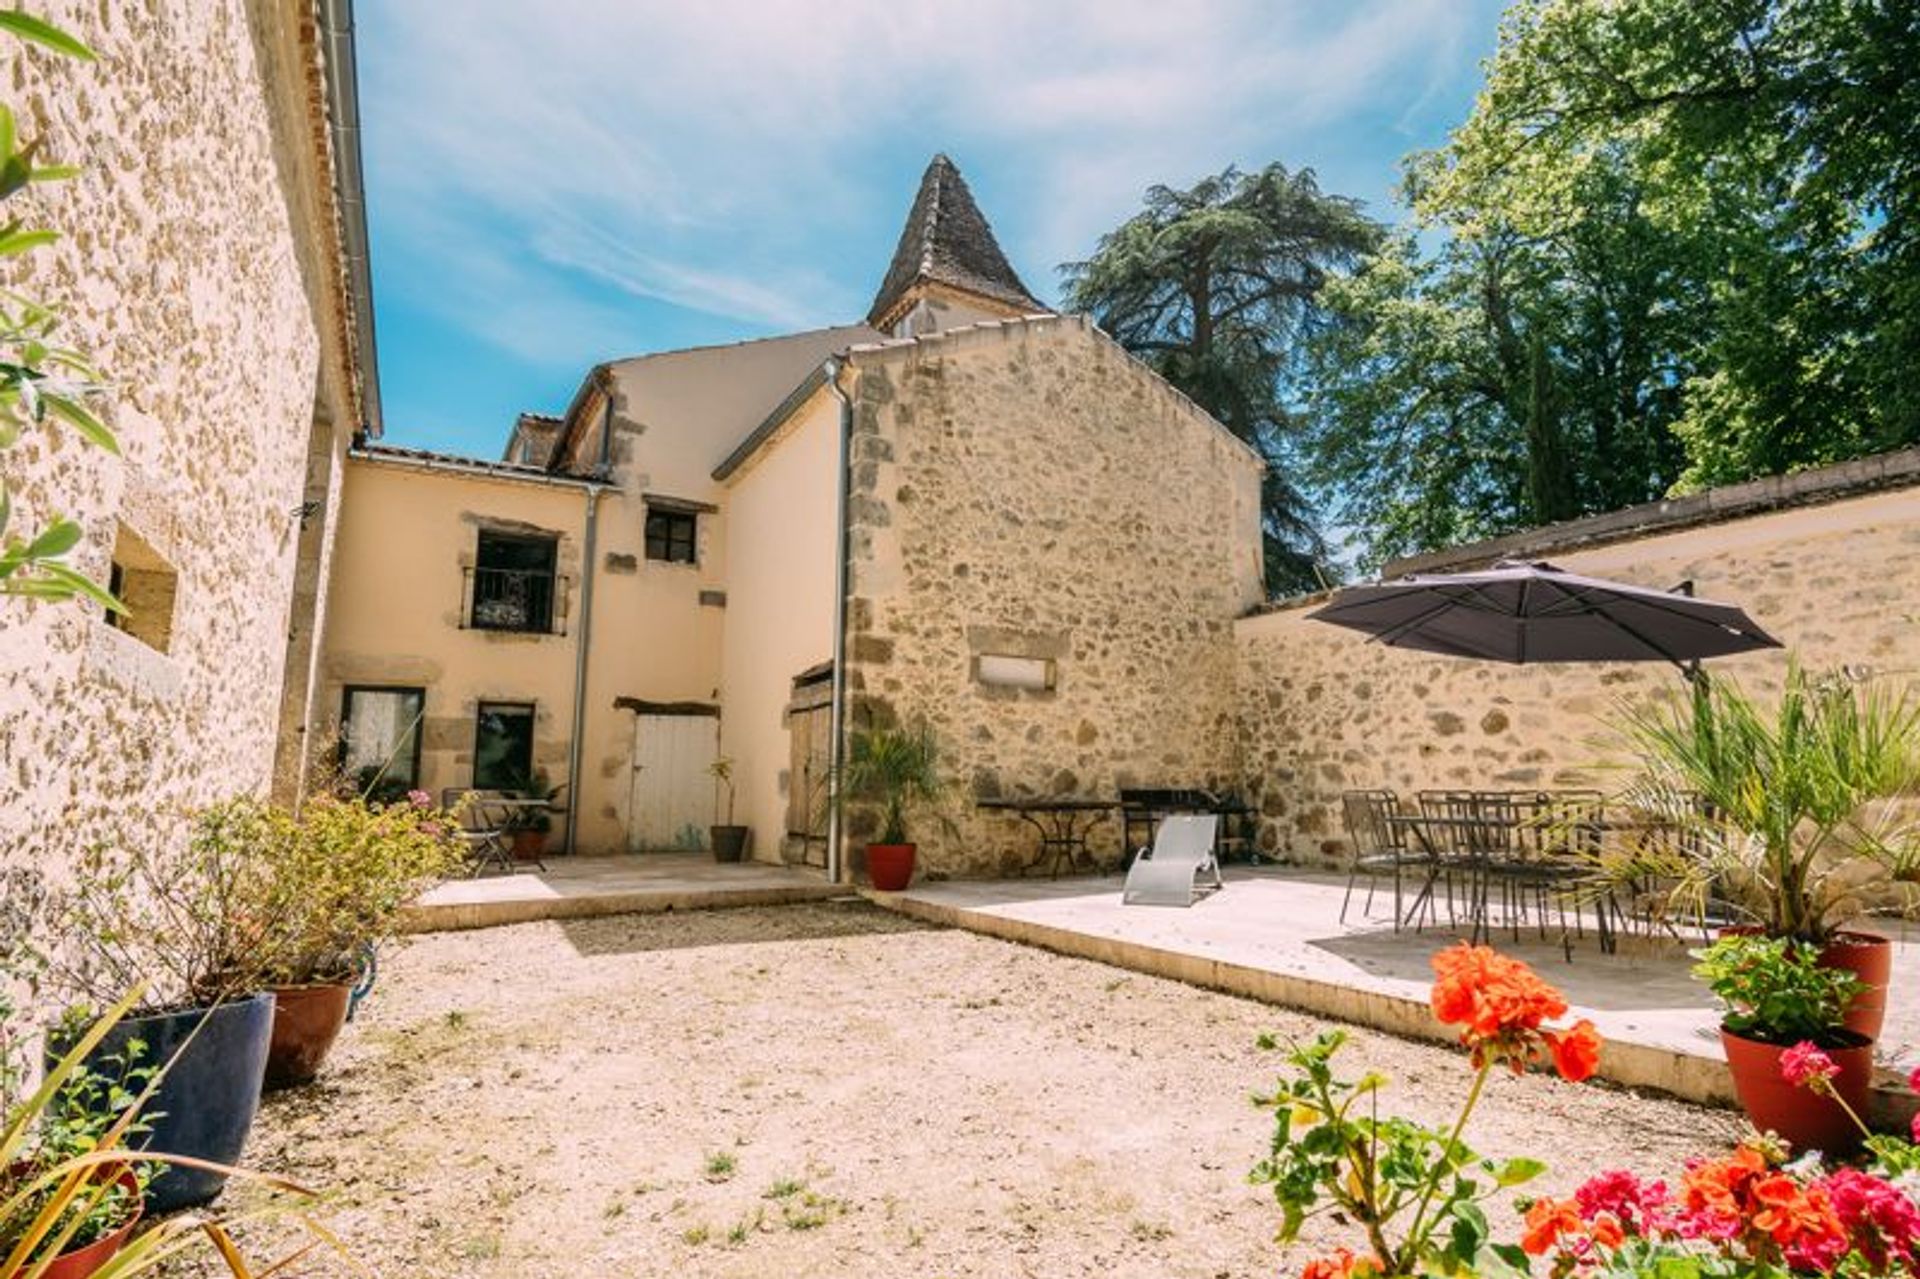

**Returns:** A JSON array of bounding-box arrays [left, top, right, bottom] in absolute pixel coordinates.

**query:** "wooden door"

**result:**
[[628, 713, 719, 852], [783, 668, 833, 866]]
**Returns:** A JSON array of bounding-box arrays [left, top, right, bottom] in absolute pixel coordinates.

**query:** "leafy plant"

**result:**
[[841, 720, 952, 847], [708, 757, 737, 827], [1254, 944, 1599, 1277], [1691, 935, 1864, 1047], [1604, 664, 1920, 943], [44, 801, 280, 1015], [252, 791, 464, 986], [0, 11, 119, 611]]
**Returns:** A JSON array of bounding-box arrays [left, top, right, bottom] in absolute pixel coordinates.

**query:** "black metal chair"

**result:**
[[1338, 790, 1428, 928]]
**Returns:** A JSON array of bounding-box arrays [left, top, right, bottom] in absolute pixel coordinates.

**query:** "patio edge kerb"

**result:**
[[400, 881, 844, 933], [866, 888, 1743, 1108]]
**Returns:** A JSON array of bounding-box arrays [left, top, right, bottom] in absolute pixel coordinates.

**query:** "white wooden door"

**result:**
[[628, 714, 719, 851]]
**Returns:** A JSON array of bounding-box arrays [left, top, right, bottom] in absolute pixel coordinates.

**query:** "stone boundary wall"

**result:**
[[1236, 484, 1920, 864]]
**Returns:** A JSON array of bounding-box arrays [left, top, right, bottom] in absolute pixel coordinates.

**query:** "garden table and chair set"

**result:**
[[1336, 787, 1706, 956]]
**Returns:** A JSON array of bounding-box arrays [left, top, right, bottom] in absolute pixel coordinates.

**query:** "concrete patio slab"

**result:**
[[403, 854, 841, 932], [875, 867, 1919, 1120]]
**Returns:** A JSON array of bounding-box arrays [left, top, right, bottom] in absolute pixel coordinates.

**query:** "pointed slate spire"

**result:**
[[866, 154, 1048, 329]]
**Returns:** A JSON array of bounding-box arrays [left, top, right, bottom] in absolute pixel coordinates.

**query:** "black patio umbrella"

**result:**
[[1306, 560, 1780, 671]]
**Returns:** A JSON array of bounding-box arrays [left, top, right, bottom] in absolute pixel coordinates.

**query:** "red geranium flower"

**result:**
[[1302, 1247, 1372, 1279], [1546, 1020, 1602, 1083], [1521, 1198, 1583, 1256], [1779, 1041, 1840, 1089], [1428, 944, 1601, 1080]]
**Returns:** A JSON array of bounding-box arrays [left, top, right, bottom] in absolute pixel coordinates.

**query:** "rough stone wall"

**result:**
[[0, 1, 327, 873], [1236, 487, 1920, 863], [843, 316, 1266, 876]]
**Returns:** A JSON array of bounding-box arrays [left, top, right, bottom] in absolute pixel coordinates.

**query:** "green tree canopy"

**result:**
[[1061, 163, 1382, 596], [1303, 0, 1919, 570]]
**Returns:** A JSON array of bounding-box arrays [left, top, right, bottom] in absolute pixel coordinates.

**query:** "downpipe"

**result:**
[[824, 358, 853, 885]]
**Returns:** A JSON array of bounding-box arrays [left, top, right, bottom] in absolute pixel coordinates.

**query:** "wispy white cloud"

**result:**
[[362, 0, 1501, 379]]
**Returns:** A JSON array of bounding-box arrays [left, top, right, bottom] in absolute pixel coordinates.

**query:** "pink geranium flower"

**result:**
[[1574, 1169, 1669, 1232], [1780, 1041, 1840, 1089]]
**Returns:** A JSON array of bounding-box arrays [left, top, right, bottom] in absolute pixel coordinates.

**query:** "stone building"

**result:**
[[315, 155, 1266, 873], [0, 1, 378, 868]]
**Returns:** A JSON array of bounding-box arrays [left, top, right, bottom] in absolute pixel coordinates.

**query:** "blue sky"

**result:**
[[359, 0, 1507, 457]]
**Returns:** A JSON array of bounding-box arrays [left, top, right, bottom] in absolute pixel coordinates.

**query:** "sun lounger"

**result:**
[[1122, 813, 1222, 907]]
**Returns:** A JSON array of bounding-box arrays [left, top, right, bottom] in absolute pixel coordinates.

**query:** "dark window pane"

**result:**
[[644, 510, 697, 564], [474, 702, 535, 790], [342, 687, 425, 798], [473, 530, 557, 631]]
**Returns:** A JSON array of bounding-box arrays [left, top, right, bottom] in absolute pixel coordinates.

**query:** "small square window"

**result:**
[[103, 523, 176, 652], [645, 510, 697, 564], [474, 701, 536, 790]]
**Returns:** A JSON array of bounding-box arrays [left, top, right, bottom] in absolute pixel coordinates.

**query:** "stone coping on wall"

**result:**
[[1249, 446, 1920, 618]]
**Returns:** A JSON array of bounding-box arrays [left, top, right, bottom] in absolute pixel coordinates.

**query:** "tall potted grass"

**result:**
[[1606, 663, 1920, 1039], [843, 720, 952, 891]]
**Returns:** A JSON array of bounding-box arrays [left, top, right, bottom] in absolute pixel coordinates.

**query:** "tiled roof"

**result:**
[[352, 442, 606, 487], [866, 154, 1047, 328]]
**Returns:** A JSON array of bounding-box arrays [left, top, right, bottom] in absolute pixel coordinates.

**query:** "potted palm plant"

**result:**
[[708, 758, 749, 863], [1606, 664, 1920, 1038], [842, 720, 952, 892], [253, 790, 463, 1088], [1692, 934, 1872, 1155]]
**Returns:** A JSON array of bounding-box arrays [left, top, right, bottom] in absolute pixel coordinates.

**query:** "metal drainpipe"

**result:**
[[562, 392, 613, 854], [824, 359, 854, 885]]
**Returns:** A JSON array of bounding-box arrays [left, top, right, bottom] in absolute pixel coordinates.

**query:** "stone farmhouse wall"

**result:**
[[0, 2, 348, 874], [843, 316, 1267, 877], [1236, 464, 1920, 864]]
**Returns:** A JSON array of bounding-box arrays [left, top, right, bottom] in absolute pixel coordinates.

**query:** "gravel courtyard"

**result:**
[[229, 902, 1739, 1278]]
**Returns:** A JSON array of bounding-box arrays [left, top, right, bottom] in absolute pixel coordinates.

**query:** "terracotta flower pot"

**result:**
[[1820, 930, 1891, 1041], [866, 843, 916, 892], [511, 828, 548, 862], [26, 1168, 142, 1279], [1720, 1028, 1873, 1156], [265, 981, 353, 1089]]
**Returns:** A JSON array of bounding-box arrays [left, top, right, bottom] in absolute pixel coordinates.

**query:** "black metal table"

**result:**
[[977, 797, 1118, 878]]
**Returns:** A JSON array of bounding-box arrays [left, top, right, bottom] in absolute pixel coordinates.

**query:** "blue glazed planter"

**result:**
[[58, 992, 275, 1214]]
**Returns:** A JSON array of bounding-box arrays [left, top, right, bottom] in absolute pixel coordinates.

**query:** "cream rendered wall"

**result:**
[[571, 383, 729, 853], [318, 462, 586, 815], [716, 391, 842, 863]]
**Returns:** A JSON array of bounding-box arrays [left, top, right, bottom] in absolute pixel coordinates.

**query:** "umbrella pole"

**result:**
[[1669, 580, 1709, 687]]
